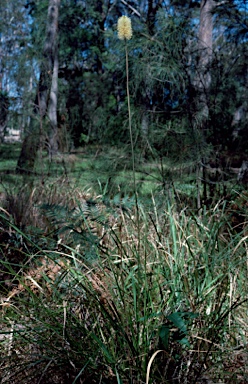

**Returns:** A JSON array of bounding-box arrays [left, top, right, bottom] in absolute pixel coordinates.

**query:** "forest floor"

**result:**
[[0, 143, 247, 383]]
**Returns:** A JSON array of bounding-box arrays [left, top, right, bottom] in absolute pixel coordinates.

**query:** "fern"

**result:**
[[39, 199, 109, 261], [39, 193, 136, 261]]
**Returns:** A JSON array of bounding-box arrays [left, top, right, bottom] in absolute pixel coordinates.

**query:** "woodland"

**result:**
[[0, 0, 247, 383]]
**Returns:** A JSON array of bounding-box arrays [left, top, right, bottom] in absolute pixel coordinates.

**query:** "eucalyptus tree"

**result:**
[[0, 0, 12, 141], [0, 0, 30, 141], [192, 0, 248, 201], [12, 0, 247, 180], [47, 0, 60, 157], [127, 0, 247, 197], [17, 0, 60, 172], [194, 0, 214, 129], [215, 0, 248, 148]]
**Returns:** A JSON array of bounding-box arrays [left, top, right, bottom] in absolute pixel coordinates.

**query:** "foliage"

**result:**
[[0, 0, 246, 182], [0, 184, 247, 383], [0, 0, 248, 381]]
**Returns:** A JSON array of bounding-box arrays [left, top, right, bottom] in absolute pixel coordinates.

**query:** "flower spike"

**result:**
[[117, 16, 132, 40]]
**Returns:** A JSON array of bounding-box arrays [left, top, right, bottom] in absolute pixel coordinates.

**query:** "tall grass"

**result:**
[[0, 187, 247, 383]]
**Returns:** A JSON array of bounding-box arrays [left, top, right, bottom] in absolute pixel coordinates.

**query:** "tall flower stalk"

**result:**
[[117, 16, 140, 239]]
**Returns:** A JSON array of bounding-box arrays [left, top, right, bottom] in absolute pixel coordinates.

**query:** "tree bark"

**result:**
[[232, 70, 248, 140], [195, 0, 214, 127], [47, 6, 59, 159], [139, 0, 163, 152], [0, 92, 8, 142], [17, 0, 60, 173], [194, 0, 214, 206]]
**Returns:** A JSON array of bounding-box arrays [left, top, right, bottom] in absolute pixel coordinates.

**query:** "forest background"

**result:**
[[0, 1, 247, 383], [0, 0, 247, 185]]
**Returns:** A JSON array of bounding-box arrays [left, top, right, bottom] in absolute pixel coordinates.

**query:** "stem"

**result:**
[[125, 41, 140, 245]]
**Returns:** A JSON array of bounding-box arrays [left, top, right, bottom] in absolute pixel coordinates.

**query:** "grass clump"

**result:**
[[0, 189, 247, 383]]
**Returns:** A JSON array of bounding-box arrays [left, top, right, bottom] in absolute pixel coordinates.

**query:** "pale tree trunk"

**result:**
[[17, 0, 60, 173], [231, 105, 246, 139], [232, 73, 248, 140], [47, 5, 59, 159], [141, 112, 149, 141], [0, 20, 8, 142], [194, 0, 214, 207], [0, 93, 8, 143], [195, 0, 214, 127], [139, 0, 162, 153], [140, 97, 152, 155]]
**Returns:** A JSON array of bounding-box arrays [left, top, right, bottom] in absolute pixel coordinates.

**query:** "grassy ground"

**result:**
[[0, 143, 198, 200], [0, 143, 247, 383]]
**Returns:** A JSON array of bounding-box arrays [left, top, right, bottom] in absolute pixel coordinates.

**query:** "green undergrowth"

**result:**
[[0, 143, 247, 383], [0, 143, 200, 201], [0, 186, 247, 383]]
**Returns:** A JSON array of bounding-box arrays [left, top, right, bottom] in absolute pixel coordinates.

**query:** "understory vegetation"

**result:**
[[0, 145, 247, 384], [0, 0, 247, 382]]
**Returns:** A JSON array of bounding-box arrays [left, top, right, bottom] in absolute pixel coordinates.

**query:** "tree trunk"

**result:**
[[0, 92, 8, 142], [232, 71, 248, 140], [238, 160, 248, 184], [194, 0, 214, 206], [139, 0, 162, 153], [48, 10, 59, 159], [16, 0, 60, 173], [140, 95, 151, 155], [195, 0, 214, 128]]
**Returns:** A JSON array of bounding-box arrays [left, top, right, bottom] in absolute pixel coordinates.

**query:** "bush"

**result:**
[[0, 195, 247, 383]]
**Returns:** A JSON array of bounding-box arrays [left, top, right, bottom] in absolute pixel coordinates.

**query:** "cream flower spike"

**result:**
[[117, 16, 132, 40]]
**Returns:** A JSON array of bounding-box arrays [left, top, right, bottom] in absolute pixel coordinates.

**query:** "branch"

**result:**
[[214, 1, 229, 7], [120, 0, 141, 18]]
